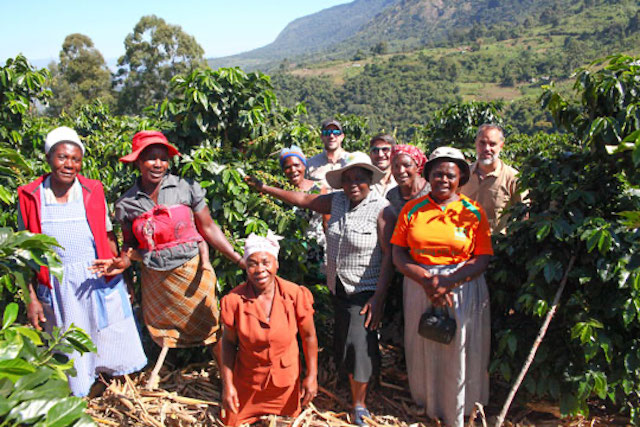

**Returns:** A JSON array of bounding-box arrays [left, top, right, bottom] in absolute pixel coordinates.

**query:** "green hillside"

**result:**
[[334, 0, 607, 55], [270, 0, 640, 137], [207, 0, 398, 70]]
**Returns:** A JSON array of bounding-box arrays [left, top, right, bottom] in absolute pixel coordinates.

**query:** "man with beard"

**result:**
[[461, 124, 524, 234]]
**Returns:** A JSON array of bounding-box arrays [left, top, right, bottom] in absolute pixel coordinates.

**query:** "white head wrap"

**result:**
[[242, 230, 283, 261]]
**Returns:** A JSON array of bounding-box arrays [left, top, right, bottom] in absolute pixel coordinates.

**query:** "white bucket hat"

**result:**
[[423, 146, 470, 186], [325, 151, 385, 189], [45, 126, 85, 155]]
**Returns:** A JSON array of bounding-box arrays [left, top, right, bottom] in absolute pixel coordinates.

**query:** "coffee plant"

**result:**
[[3, 51, 640, 421], [489, 55, 640, 420]]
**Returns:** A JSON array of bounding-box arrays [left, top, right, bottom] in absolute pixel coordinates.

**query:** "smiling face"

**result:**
[[428, 160, 460, 202], [282, 156, 306, 187], [475, 127, 504, 166], [320, 124, 344, 152], [246, 251, 278, 292], [47, 142, 83, 187], [391, 153, 419, 187], [341, 167, 372, 205], [136, 145, 170, 186], [369, 139, 393, 171]]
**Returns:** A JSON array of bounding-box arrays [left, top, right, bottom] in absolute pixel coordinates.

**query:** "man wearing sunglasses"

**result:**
[[307, 119, 351, 190], [368, 134, 397, 197]]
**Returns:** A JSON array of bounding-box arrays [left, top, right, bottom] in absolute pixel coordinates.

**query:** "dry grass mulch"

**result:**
[[85, 344, 629, 426]]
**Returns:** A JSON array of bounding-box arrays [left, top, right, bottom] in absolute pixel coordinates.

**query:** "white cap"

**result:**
[[45, 126, 85, 155], [423, 146, 470, 186], [325, 151, 385, 189], [242, 230, 283, 261]]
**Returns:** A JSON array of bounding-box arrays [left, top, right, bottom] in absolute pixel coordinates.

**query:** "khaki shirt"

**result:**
[[306, 149, 350, 191], [461, 160, 523, 234], [370, 172, 397, 198]]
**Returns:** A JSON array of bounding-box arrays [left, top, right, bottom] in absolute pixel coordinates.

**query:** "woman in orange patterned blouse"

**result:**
[[391, 147, 493, 427]]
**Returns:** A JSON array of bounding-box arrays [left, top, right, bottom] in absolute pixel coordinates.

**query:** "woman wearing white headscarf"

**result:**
[[220, 231, 318, 426], [17, 126, 146, 397], [246, 152, 395, 425]]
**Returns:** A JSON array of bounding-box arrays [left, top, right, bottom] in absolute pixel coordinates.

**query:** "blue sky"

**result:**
[[2, 0, 350, 65]]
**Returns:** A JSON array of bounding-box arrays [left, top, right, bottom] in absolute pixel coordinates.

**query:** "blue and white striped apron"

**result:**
[[37, 186, 147, 397]]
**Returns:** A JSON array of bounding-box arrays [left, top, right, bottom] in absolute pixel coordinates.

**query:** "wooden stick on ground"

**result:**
[[318, 385, 350, 408], [495, 254, 577, 427], [146, 345, 169, 390]]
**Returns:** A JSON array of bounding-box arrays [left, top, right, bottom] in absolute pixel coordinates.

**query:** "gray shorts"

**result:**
[[333, 278, 380, 383]]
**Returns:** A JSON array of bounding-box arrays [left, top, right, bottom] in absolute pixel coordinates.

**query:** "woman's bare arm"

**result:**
[[440, 254, 491, 290], [221, 326, 240, 414], [298, 316, 318, 406], [194, 206, 245, 269], [245, 176, 333, 215], [361, 207, 396, 330], [26, 283, 46, 330], [392, 244, 430, 284]]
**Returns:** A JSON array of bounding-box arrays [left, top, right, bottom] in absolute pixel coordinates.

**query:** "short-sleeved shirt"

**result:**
[[391, 193, 493, 266], [326, 190, 390, 295], [370, 173, 397, 198], [385, 181, 430, 218], [306, 149, 350, 191], [115, 174, 207, 271], [220, 276, 314, 390], [461, 160, 523, 234], [17, 177, 112, 232]]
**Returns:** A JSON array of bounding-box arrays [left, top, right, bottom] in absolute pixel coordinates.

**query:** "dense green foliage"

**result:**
[[272, 55, 462, 138], [269, 0, 639, 138], [412, 100, 505, 152], [4, 9, 640, 418], [0, 55, 51, 151], [488, 55, 640, 420], [0, 58, 99, 424], [0, 303, 96, 426]]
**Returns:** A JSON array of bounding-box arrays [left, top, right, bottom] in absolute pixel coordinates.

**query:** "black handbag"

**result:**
[[418, 307, 457, 344]]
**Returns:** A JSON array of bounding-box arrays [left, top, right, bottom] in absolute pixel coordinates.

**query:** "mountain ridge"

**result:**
[[208, 0, 590, 71], [208, 0, 398, 70]]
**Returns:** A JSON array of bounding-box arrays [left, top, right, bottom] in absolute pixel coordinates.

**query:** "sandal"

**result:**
[[353, 405, 371, 426]]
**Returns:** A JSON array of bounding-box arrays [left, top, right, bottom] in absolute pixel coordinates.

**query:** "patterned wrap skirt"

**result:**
[[141, 254, 220, 348], [403, 262, 490, 427]]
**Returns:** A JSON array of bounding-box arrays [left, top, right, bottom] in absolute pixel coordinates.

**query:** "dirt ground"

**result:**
[[86, 343, 629, 426]]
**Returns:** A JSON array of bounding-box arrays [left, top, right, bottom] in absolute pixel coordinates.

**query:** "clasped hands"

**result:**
[[420, 271, 454, 307]]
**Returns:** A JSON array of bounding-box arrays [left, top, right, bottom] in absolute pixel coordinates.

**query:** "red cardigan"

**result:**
[[17, 174, 116, 288]]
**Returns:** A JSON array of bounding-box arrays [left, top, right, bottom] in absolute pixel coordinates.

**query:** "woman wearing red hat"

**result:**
[[92, 130, 244, 357]]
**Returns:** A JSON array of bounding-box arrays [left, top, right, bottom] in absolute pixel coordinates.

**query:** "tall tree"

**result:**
[[48, 33, 114, 116], [115, 15, 205, 115]]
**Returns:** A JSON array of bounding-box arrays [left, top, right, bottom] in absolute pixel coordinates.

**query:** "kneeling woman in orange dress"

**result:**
[[220, 231, 318, 426]]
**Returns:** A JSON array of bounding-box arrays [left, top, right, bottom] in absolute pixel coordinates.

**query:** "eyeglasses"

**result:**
[[321, 129, 343, 136], [370, 146, 392, 154]]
